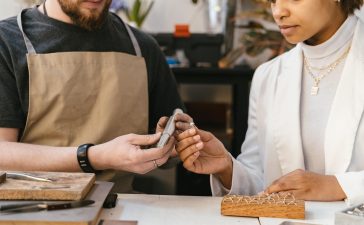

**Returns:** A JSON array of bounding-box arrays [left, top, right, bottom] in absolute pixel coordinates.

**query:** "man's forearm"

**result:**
[[0, 141, 80, 172]]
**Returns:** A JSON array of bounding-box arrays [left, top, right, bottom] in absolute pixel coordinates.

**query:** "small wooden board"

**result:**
[[221, 194, 305, 219], [0, 181, 113, 225], [0, 171, 95, 201]]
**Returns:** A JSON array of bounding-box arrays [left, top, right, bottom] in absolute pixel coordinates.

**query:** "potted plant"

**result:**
[[110, 0, 154, 28]]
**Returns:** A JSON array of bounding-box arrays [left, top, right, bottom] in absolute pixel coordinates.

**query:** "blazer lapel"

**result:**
[[325, 21, 364, 174], [273, 46, 305, 175]]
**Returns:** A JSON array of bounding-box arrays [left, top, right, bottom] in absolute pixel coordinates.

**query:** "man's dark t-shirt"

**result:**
[[0, 8, 183, 135]]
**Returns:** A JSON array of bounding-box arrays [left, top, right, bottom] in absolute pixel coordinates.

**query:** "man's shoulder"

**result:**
[[129, 26, 157, 45], [0, 16, 20, 39], [0, 8, 39, 38], [108, 14, 159, 48], [0, 13, 18, 26]]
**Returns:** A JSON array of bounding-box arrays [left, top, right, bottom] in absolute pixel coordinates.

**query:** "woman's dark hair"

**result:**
[[340, 0, 363, 15]]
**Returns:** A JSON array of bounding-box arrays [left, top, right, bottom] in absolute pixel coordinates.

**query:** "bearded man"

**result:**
[[0, 0, 184, 193]]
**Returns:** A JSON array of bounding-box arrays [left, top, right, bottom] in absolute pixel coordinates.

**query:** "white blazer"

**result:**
[[212, 13, 364, 206]]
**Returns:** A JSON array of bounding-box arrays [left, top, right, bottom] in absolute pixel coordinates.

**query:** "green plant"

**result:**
[[126, 0, 154, 28]]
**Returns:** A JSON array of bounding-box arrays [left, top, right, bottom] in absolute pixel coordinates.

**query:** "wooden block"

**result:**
[[0, 171, 95, 201], [0, 181, 114, 225], [221, 194, 305, 219], [0, 172, 5, 184]]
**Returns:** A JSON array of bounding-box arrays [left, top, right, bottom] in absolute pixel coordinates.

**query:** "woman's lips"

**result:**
[[279, 25, 299, 36]]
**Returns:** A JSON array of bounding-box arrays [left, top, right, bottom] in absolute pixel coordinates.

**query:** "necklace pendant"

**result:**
[[311, 86, 319, 95]]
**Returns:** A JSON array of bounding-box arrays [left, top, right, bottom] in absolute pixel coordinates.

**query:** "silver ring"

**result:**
[[189, 122, 195, 127], [153, 160, 159, 168]]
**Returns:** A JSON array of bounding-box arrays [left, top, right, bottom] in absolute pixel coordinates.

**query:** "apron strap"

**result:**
[[124, 22, 142, 57], [17, 9, 37, 54], [111, 13, 142, 57], [17, 10, 141, 57]]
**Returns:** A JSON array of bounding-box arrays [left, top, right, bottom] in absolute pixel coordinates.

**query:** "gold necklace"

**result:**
[[303, 46, 351, 96]]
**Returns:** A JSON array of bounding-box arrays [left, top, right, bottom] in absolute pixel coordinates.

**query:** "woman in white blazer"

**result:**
[[175, 0, 364, 205]]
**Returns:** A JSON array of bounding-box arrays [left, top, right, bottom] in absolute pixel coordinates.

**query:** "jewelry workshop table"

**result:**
[[260, 201, 347, 225], [99, 194, 348, 225], [100, 194, 259, 225]]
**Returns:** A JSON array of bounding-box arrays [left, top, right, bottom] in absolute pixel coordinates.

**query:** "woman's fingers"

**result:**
[[183, 151, 200, 171], [278, 191, 304, 200], [266, 181, 291, 194], [176, 133, 200, 152], [175, 113, 195, 132], [176, 128, 197, 142], [179, 142, 203, 162], [265, 170, 304, 193], [176, 121, 196, 132], [174, 113, 193, 123]]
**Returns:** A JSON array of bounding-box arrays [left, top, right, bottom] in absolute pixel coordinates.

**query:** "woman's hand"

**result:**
[[174, 113, 196, 134], [89, 132, 174, 174], [265, 169, 347, 201], [175, 127, 233, 188]]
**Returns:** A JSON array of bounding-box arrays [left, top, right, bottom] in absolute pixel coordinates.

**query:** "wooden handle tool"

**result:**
[[0, 172, 6, 184]]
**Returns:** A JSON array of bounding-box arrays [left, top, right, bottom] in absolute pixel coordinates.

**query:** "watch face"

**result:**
[[279, 222, 322, 225]]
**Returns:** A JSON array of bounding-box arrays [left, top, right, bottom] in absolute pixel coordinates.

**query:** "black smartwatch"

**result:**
[[77, 143, 99, 173]]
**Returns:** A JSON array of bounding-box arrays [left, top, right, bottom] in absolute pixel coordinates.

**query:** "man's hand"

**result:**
[[265, 169, 347, 201], [89, 132, 174, 174], [156, 117, 169, 133]]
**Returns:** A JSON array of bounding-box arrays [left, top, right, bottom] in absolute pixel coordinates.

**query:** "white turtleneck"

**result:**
[[299, 16, 357, 174]]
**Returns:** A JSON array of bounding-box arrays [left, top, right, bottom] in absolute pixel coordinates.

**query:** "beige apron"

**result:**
[[17, 10, 148, 193]]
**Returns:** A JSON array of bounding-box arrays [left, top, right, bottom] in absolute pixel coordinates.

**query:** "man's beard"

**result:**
[[57, 0, 111, 31]]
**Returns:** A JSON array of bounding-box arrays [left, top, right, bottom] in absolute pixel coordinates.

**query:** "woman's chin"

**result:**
[[283, 36, 301, 45]]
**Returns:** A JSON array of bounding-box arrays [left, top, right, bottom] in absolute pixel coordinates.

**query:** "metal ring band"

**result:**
[[153, 160, 159, 168]]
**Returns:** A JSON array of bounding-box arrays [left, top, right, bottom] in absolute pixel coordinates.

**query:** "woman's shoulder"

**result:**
[[251, 46, 300, 89], [256, 46, 299, 74]]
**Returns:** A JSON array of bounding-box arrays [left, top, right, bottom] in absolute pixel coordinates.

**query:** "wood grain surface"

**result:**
[[0, 171, 95, 200], [221, 194, 305, 219], [0, 181, 113, 225]]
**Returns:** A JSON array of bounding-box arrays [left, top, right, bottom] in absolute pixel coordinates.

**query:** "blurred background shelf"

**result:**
[[173, 67, 254, 196]]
